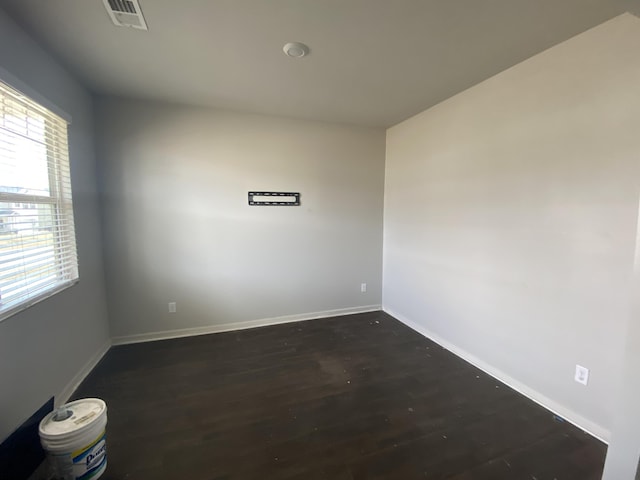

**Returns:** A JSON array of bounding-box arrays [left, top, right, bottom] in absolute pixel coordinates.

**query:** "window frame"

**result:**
[[0, 72, 78, 323]]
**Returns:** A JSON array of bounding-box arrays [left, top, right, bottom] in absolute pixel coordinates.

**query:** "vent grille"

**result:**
[[103, 0, 148, 30], [108, 0, 137, 14]]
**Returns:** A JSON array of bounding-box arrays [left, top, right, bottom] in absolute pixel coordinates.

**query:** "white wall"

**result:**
[[602, 199, 640, 478], [0, 9, 110, 441], [95, 98, 385, 340], [383, 12, 640, 443]]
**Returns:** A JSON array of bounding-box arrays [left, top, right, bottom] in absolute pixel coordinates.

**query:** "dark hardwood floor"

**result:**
[[72, 311, 606, 480]]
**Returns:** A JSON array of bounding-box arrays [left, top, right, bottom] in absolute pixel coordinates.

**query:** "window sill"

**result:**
[[0, 279, 80, 323]]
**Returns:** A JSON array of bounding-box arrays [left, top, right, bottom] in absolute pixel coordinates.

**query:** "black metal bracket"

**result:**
[[248, 192, 301, 206]]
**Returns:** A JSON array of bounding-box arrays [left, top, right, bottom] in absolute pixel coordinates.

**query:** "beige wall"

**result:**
[[603, 197, 640, 478], [96, 98, 385, 339], [383, 12, 640, 447], [0, 9, 110, 441]]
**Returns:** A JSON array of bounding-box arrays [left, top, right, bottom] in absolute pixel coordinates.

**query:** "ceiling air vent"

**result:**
[[103, 0, 148, 30]]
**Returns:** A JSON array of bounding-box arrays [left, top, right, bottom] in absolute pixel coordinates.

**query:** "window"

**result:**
[[0, 80, 78, 321]]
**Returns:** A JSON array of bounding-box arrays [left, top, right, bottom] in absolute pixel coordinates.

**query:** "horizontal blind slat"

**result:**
[[0, 79, 78, 320]]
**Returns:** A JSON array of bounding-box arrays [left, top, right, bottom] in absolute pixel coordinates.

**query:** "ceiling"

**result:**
[[1, 0, 638, 127]]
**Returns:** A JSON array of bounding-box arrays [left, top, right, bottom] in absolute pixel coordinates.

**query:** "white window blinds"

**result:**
[[0, 79, 78, 321]]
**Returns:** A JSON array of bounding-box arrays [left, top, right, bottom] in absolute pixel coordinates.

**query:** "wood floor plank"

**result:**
[[71, 312, 606, 479]]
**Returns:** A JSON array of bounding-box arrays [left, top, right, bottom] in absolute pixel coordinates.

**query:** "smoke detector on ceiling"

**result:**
[[283, 42, 309, 58], [103, 0, 148, 30]]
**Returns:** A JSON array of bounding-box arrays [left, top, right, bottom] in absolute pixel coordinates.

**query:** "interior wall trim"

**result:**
[[384, 307, 610, 444], [111, 305, 382, 346], [56, 339, 112, 406]]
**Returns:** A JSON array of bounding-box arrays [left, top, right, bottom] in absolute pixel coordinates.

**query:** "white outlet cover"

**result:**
[[575, 365, 589, 385], [168, 302, 176, 313], [361, 283, 367, 293]]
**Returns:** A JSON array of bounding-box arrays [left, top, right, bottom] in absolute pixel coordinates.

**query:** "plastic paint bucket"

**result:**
[[38, 398, 108, 480]]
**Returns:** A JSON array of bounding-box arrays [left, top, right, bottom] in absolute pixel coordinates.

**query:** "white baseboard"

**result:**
[[56, 339, 111, 406], [112, 305, 382, 346], [384, 307, 611, 444]]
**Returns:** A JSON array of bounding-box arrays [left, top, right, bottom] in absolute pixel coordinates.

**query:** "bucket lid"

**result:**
[[39, 398, 106, 438]]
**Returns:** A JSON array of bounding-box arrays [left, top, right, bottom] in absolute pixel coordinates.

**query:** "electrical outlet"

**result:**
[[168, 302, 176, 313], [575, 365, 589, 386], [361, 283, 367, 293]]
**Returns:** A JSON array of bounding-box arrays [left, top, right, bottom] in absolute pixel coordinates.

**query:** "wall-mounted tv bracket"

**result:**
[[248, 192, 301, 206]]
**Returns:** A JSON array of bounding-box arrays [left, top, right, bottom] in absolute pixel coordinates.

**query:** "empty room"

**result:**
[[1, 1, 640, 479]]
